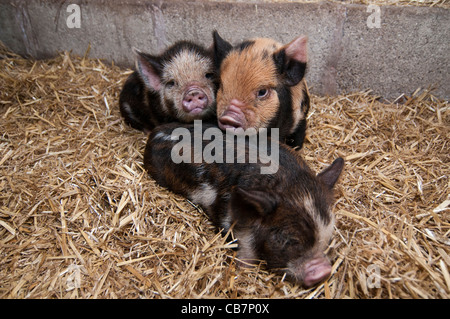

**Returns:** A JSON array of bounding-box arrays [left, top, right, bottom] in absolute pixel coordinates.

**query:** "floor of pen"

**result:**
[[0, 45, 449, 298]]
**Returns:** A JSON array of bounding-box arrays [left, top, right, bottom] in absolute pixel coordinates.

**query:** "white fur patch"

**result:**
[[163, 50, 212, 85], [289, 83, 306, 134], [189, 183, 217, 207], [121, 102, 139, 122], [153, 131, 174, 142], [235, 228, 258, 266], [221, 211, 233, 231], [293, 107, 303, 128], [303, 194, 335, 250]]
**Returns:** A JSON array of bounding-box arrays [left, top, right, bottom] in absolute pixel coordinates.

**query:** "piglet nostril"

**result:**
[[182, 88, 208, 112], [302, 257, 332, 287]]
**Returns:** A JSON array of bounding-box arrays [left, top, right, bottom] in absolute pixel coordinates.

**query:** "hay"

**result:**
[[0, 45, 449, 299]]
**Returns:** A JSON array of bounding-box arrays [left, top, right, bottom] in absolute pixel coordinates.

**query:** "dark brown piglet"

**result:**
[[119, 41, 217, 133], [144, 122, 344, 287], [213, 31, 310, 149]]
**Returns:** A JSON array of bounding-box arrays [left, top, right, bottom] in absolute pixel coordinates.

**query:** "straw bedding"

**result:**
[[0, 43, 449, 299]]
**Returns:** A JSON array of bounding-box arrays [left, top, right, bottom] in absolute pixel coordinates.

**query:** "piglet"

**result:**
[[119, 41, 217, 132], [143, 122, 344, 287], [213, 31, 310, 149]]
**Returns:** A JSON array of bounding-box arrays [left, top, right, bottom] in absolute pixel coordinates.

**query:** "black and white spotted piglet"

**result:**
[[144, 123, 344, 287], [119, 41, 217, 132]]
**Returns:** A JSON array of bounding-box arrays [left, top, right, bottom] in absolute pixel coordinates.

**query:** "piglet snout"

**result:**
[[218, 101, 247, 131], [302, 256, 332, 287], [182, 88, 208, 113]]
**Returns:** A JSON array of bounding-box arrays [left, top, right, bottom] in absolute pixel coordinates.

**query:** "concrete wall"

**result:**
[[1, 0, 449, 100]]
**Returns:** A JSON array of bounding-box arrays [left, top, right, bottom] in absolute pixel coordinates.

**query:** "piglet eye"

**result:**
[[166, 80, 175, 87], [205, 73, 214, 80], [257, 88, 270, 99]]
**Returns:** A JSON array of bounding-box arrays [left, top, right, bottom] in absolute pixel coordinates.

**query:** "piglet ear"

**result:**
[[317, 158, 344, 190], [133, 47, 163, 92], [230, 187, 277, 220], [212, 30, 233, 70], [274, 35, 308, 87], [284, 35, 308, 64]]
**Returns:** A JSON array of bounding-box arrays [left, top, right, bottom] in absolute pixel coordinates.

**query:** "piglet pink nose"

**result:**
[[302, 257, 332, 287], [182, 89, 208, 112]]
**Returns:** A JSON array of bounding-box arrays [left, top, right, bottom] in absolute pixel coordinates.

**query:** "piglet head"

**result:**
[[213, 31, 308, 132], [230, 158, 344, 287], [134, 46, 216, 122]]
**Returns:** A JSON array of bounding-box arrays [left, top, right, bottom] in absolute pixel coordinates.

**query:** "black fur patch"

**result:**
[[161, 41, 213, 65], [285, 60, 307, 87], [273, 49, 286, 75], [286, 86, 310, 148], [286, 119, 306, 149], [236, 40, 255, 52], [261, 50, 270, 60], [273, 49, 307, 87], [301, 86, 310, 116], [213, 31, 233, 70], [138, 52, 164, 77], [164, 97, 178, 119], [267, 85, 294, 140]]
